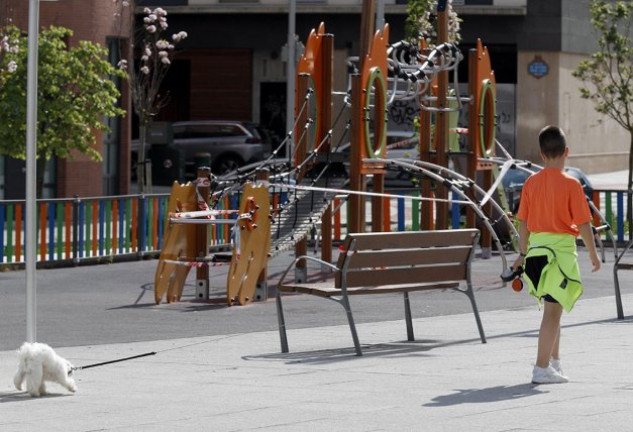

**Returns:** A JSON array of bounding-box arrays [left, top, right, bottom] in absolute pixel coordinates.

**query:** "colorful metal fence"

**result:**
[[0, 195, 167, 264], [0, 189, 629, 266]]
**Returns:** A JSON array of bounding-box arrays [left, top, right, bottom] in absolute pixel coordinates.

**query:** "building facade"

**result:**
[[141, 0, 628, 174], [0, 0, 626, 199]]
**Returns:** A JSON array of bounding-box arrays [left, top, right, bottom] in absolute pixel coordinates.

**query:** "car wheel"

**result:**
[[214, 156, 242, 175]]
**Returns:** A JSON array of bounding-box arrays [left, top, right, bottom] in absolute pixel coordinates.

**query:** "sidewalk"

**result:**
[[1, 253, 632, 431]]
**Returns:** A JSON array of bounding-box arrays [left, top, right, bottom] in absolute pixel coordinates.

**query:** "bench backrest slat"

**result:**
[[335, 229, 479, 288], [350, 229, 477, 249], [344, 264, 468, 287], [345, 246, 471, 269]]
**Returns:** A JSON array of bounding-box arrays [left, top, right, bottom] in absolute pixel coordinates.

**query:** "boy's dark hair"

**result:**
[[539, 125, 567, 158]]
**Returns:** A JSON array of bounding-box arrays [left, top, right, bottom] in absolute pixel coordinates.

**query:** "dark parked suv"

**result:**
[[132, 120, 271, 180]]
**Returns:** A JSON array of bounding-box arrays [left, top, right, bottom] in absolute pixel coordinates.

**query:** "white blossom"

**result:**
[[141, 65, 150, 74], [161, 57, 171, 65], [158, 50, 168, 58], [117, 59, 128, 70], [141, 55, 149, 62], [7, 60, 17, 73], [144, 7, 151, 14], [147, 14, 157, 22], [146, 25, 157, 34], [144, 46, 152, 57], [172, 31, 188, 43], [156, 40, 170, 49], [154, 8, 167, 17]]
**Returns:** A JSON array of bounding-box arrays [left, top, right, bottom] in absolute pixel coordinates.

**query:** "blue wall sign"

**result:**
[[528, 55, 549, 79]]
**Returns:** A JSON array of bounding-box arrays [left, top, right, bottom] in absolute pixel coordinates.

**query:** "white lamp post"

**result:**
[[25, 0, 41, 343], [26, 0, 58, 342]]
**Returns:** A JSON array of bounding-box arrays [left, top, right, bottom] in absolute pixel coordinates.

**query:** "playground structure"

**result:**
[[152, 0, 621, 312]]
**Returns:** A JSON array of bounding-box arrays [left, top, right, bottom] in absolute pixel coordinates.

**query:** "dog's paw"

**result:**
[[13, 373, 23, 391], [66, 379, 77, 393]]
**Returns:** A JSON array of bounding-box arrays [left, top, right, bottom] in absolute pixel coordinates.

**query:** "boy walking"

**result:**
[[513, 125, 601, 385]]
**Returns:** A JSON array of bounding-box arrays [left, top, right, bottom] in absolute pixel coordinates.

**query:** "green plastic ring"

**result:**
[[478, 79, 497, 157], [364, 67, 387, 159]]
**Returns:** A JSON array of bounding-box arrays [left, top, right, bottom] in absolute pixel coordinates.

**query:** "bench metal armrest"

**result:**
[[277, 255, 339, 289]]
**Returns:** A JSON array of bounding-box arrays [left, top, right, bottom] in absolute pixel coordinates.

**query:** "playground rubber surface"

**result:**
[[1, 246, 632, 431]]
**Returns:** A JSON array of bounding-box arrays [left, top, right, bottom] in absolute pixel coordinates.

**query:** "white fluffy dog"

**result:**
[[13, 342, 77, 397]]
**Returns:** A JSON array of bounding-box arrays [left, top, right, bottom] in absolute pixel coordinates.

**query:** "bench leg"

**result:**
[[339, 295, 363, 356], [465, 284, 487, 344], [275, 292, 289, 353], [613, 266, 625, 320], [403, 292, 414, 341]]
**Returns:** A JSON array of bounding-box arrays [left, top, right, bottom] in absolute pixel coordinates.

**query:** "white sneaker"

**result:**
[[531, 365, 568, 384], [549, 358, 566, 378]]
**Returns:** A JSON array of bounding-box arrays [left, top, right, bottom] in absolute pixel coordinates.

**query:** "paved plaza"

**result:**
[[1, 243, 632, 431]]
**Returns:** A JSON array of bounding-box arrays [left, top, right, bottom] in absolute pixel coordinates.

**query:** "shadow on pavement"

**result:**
[[0, 391, 69, 404], [423, 383, 546, 406]]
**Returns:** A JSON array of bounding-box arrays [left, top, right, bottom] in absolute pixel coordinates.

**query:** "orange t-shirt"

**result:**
[[516, 167, 592, 235]]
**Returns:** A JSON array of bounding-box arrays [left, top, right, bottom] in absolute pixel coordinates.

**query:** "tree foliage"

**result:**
[[0, 26, 126, 163], [405, 0, 461, 47], [572, 0, 633, 193]]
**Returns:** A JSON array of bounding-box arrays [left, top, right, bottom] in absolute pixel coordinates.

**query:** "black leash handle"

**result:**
[[72, 351, 156, 372]]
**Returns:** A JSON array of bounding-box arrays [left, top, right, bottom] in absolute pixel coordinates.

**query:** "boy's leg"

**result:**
[[551, 327, 560, 360], [536, 301, 563, 367]]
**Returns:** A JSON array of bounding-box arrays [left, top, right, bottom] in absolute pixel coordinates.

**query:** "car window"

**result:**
[[197, 125, 231, 138], [244, 123, 262, 139], [502, 168, 531, 188]]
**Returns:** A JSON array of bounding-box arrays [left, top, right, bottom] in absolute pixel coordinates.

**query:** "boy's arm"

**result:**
[[577, 222, 601, 272], [512, 219, 529, 270]]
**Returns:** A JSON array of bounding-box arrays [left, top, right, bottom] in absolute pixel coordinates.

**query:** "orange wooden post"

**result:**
[[349, 73, 363, 234], [372, 173, 385, 233], [466, 48, 478, 230], [294, 74, 310, 279], [382, 194, 391, 232]]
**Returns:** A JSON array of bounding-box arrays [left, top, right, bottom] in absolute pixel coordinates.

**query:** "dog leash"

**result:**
[[71, 351, 156, 373], [69, 334, 242, 374]]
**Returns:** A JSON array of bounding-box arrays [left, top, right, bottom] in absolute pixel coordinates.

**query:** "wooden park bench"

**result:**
[[275, 229, 486, 356]]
